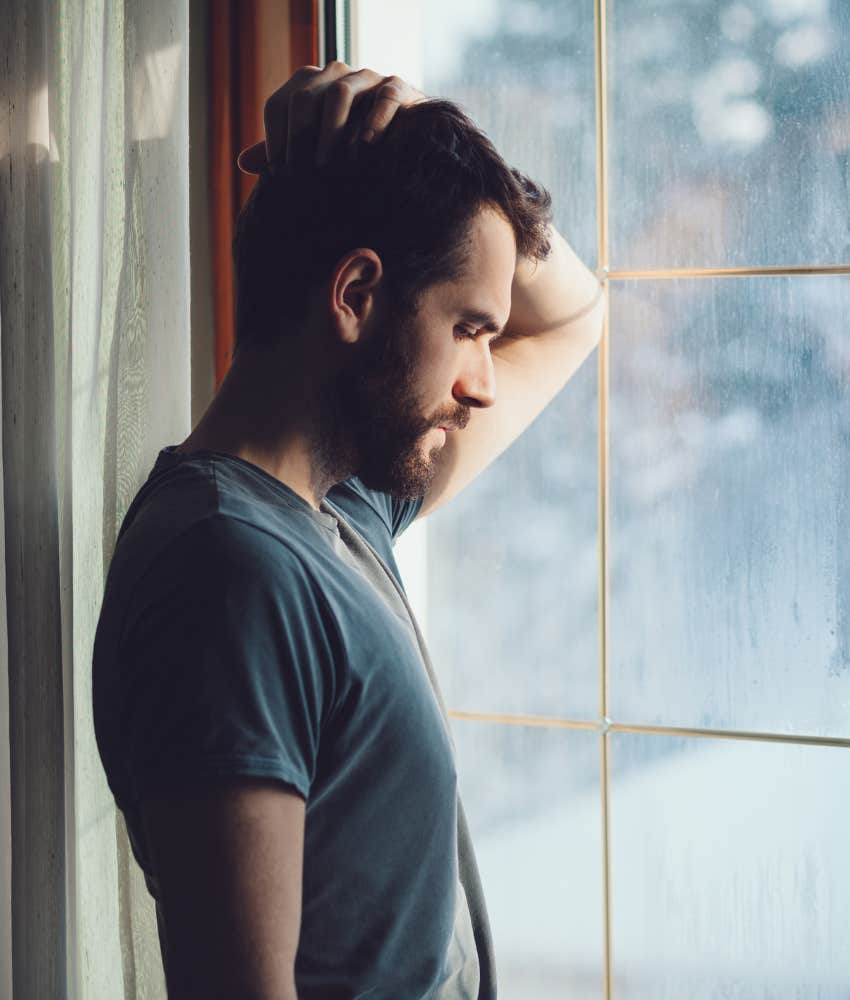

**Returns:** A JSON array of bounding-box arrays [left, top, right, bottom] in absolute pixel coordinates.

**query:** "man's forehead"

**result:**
[[421, 208, 515, 324], [468, 208, 517, 266], [460, 208, 516, 311]]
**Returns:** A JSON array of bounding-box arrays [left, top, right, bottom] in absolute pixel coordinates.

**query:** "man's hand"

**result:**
[[237, 62, 427, 174]]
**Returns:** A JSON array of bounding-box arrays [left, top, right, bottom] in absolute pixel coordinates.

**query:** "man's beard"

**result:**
[[317, 298, 449, 500]]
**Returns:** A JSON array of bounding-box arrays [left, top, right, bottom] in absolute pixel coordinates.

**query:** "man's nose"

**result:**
[[454, 342, 497, 409]]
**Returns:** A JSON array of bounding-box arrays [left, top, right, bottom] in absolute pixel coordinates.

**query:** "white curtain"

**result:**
[[0, 1, 190, 996]]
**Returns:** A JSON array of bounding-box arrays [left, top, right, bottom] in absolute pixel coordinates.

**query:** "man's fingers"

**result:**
[[262, 64, 323, 165], [283, 61, 353, 166], [247, 64, 429, 174], [314, 68, 383, 165], [358, 77, 428, 141], [283, 86, 324, 165]]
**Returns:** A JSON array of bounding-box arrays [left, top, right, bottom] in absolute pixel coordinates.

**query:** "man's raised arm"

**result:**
[[416, 223, 604, 519]]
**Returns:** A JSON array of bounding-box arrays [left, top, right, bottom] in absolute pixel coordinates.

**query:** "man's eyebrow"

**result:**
[[458, 309, 507, 335]]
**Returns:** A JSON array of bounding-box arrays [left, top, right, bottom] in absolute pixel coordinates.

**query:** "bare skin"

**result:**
[[177, 204, 516, 510]]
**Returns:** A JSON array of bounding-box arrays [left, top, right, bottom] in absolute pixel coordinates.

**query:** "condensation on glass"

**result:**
[[427, 360, 599, 719], [609, 275, 850, 736], [608, 0, 850, 269], [609, 733, 850, 998], [351, 0, 850, 997], [452, 720, 604, 1000], [411, 0, 601, 720]]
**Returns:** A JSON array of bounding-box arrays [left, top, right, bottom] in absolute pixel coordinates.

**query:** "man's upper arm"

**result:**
[[140, 776, 305, 1000], [416, 313, 603, 520]]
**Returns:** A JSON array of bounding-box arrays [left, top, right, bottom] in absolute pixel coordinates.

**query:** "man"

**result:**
[[93, 63, 603, 999]]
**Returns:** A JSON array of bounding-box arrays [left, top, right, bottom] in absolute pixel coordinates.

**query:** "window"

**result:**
[[348, 1, 850, 995]]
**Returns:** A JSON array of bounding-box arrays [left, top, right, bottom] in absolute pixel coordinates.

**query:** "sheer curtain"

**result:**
[[0, 1, 190, 996]]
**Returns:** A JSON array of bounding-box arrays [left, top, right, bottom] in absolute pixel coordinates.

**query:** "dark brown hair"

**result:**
[[233, 97, 553, 351]]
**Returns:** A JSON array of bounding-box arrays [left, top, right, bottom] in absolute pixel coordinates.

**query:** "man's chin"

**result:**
[[356, 441, 439, 500]]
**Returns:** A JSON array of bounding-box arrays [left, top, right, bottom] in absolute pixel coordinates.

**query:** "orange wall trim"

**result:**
[[290, 0, 320, 75], [209, 0, 319, 388]]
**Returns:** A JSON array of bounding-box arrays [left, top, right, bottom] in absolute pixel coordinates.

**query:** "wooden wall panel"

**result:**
[[208, 0, 318, 387]]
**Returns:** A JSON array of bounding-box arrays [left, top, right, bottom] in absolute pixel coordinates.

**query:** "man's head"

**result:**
[[234, 97, 553, 347], [232, 99, 553, 497], [313, 202, 518, 498]]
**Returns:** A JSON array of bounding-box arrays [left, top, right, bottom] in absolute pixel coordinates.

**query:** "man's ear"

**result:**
[[328, 248, 383, 345]]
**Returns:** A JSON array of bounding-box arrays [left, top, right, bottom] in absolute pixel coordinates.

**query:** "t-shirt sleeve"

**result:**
[[328, 476, 424, 542], [118, 516, 337, 805]]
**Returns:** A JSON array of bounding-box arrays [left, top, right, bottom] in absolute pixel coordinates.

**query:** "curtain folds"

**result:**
[[0, 1, 190, 996]]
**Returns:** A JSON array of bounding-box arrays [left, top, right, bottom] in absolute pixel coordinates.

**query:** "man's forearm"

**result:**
[[500, 224, 604, 346]]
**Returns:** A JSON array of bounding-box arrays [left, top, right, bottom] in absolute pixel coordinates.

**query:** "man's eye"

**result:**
[[454, 325, 477, 341]]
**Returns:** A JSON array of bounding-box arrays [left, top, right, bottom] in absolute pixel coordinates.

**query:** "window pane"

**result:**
[[608, 0, 850, 269], [609, 275, 850, 735], [609, 732, 850, 998], [429, 360, 599, 719], [354, 1, 601, 719], [453, 720, 604, 999], [357, 0, 599, 266]]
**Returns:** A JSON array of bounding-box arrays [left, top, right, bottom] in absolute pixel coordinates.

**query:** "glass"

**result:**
[[355, 0, 599, 266], [608, 0, 850, 269], [354, 0, 601, 720], [428, 358, 599, 719], [609, 732, 850, 998], [609, 275, 850, 735], [452, 720, 604, 999], [353, 3, 850, 997]]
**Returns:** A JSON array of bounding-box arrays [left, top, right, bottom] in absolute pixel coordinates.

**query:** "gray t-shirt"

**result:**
[[93, 447, 481, 998]]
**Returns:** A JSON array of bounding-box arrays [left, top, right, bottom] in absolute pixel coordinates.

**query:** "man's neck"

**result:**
[[177, 343, 346, 511]]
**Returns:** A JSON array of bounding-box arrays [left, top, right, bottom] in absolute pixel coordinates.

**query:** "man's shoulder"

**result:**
[[326, 476, 424, 543], [110, 465, 326, 608]]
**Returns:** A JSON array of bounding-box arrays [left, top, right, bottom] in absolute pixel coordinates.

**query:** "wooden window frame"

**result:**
[[208, 0, 320, 387]]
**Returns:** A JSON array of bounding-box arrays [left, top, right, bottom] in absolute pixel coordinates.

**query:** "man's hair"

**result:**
[[233, 98, 554, 351]]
